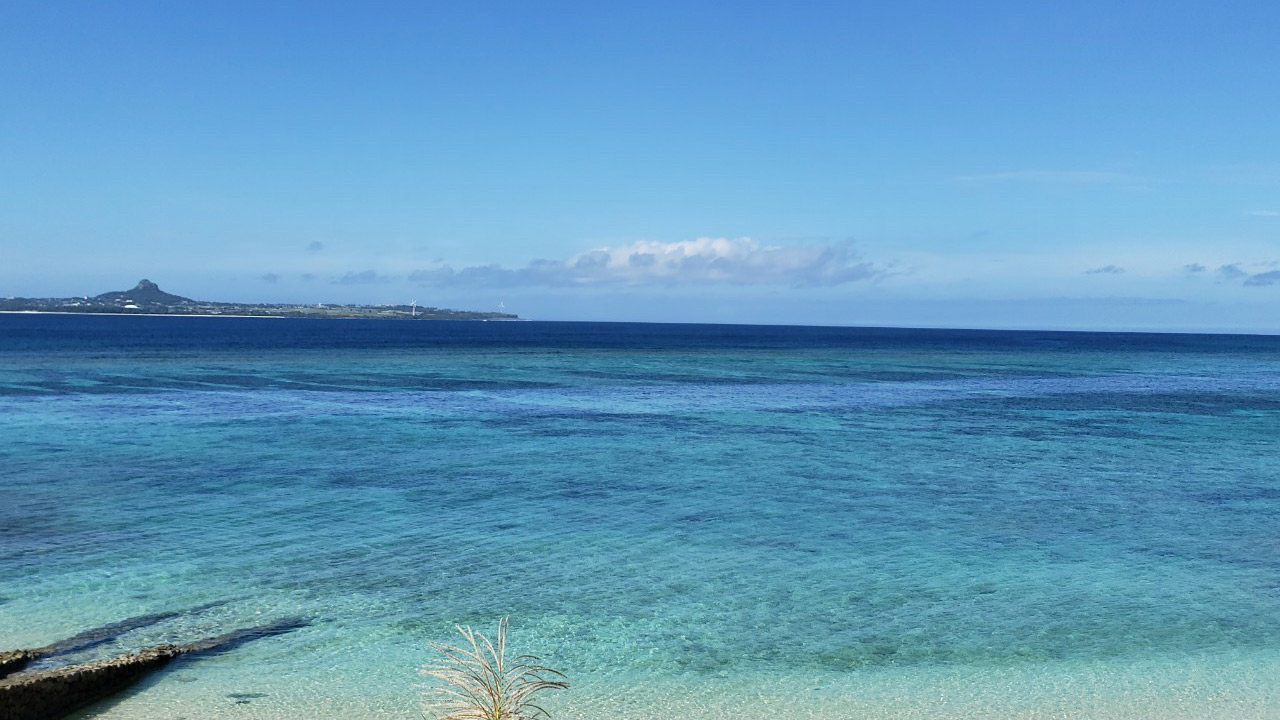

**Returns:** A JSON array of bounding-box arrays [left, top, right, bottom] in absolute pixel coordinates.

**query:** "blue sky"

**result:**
[[3, 1, 1279, 330]]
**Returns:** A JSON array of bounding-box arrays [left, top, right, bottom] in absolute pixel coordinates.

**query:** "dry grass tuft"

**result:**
[[419, 617, 568, 720]]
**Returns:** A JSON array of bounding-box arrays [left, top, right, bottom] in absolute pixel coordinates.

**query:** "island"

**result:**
[[0, 280, 518, 320]]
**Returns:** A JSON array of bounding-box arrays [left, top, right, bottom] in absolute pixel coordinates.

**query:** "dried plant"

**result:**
[[419, 617, 568, 720]]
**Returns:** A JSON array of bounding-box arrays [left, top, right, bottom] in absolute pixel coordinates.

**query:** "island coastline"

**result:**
[[1, 279, 517, 321]]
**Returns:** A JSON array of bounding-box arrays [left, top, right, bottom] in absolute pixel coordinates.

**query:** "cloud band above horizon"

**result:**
[[409, 237, 880, 288]]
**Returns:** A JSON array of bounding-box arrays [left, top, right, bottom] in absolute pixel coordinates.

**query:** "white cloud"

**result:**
[[1084, 265, 1126, 275], [410, 237, 879, 288], [333, 270, 391, 285]]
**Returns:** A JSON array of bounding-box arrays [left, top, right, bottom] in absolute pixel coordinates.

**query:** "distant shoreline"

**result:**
[[0, 310, 522, 321], [0, 310, 286, 319], [2, 280, 518, 321]]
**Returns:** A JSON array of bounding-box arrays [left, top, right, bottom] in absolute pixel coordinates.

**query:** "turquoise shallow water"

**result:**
[[2, 315, 1279, 718]]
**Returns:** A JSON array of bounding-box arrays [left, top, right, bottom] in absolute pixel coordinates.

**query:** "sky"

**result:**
[[3, 1, 1279, 331]]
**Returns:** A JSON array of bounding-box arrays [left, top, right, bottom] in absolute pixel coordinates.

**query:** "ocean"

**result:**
[[2, 314, 1278, 719]]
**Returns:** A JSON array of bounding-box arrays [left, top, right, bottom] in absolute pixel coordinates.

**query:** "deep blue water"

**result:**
[[2, 315, 1279, 719]]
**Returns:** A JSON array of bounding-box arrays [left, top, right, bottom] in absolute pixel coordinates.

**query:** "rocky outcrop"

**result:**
[[0, 652, 41, 680], [0, 645, 182, 720], [0, 618, 305, 720]]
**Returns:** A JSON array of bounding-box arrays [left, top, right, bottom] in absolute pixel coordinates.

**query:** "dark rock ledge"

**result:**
[[0, 644, 183, 720], [0, 619, 305, 720], [0, 652, 41, 680]]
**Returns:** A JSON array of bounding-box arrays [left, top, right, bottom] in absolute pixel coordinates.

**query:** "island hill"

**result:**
[[0, 280, 518, 321]]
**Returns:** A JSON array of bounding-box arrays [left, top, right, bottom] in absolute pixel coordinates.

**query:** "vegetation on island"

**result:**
[[0, 279, 517, 321]]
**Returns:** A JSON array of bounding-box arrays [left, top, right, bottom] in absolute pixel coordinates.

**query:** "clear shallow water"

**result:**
[[2, 315, 1279, 719]]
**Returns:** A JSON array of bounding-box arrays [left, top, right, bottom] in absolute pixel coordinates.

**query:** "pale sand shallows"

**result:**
[[65, 650, 1280, 720]]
